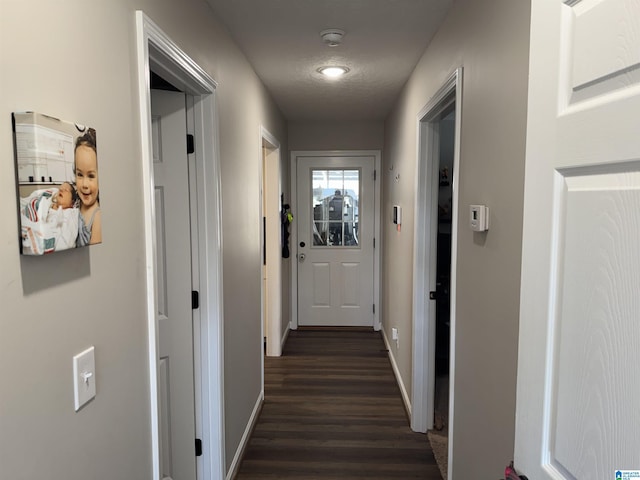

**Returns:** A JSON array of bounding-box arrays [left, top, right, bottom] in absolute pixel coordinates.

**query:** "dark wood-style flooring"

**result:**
[[235, 329, 442, 479]]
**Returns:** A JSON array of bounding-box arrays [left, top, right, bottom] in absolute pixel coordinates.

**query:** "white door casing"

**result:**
[[136, 12, 225, 480], [412, 69, 461, 439], [152, 89, 197, 480], [292, 151, 380, 328], [515, 1, 640, 479]]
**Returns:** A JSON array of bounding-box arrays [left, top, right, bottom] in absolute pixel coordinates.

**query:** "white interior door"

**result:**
[[152, 89, 197, 480], [515, 2, 640, 479], [296, 155, 375, 327]]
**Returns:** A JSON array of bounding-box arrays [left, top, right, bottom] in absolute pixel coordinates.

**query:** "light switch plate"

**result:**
[[73, 346, 96, 411]]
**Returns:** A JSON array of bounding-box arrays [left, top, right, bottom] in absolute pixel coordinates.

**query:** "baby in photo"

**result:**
[[20, 182, 80, 254]]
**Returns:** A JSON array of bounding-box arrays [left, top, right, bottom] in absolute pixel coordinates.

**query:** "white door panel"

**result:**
[[152, 89, 197, 480], [297, 156, 375, 327], [516, 1, 640, 478]]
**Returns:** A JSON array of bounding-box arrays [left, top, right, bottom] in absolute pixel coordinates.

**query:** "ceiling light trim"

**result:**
[[317, 66, 350, 78]]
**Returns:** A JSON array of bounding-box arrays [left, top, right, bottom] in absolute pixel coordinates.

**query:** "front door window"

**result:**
[[311, 169, 360, 247]]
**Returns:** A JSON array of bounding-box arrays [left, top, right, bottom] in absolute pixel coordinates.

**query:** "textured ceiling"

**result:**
[[205, 0, 452, 121]]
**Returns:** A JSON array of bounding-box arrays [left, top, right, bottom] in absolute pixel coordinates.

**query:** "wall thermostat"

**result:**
[[470, 205, 489, 231]]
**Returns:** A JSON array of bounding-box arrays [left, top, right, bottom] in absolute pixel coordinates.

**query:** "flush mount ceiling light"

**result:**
[[320, 29, 345, 47], [318, 66, 350, 78]]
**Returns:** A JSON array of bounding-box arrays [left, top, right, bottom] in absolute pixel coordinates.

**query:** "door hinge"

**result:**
[[373, 304, 375, 314], [195, 438, 203, 457], [373, 169, 377, 181], [192, 290, 200, 309], [186, 134, 195, 155], [373, 237, 375, 249]]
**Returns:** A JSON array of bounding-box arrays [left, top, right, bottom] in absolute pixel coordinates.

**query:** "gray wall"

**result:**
[[382, 0, 530, 477], [288, 120, 384, 151], [0, 0, 286, 478]]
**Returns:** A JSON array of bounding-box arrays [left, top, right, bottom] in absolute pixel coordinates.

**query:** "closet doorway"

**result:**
[[412, 68, 462, 465]]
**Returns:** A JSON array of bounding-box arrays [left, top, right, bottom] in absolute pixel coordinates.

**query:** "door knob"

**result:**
[[298, 253, 306, 263]]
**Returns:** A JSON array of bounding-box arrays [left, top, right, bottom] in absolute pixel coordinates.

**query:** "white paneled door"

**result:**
[[515, 1, 640, 479], [151, 89, 197, 480], [296, 155, 375, 327]]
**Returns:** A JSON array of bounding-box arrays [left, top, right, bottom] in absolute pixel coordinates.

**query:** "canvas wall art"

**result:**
[[12, 112, 101, 255]]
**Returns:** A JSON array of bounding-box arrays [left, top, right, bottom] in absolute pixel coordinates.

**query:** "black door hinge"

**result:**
[[195, 438, 202, 457], [192, 290, 199, 309], [187, 134, 195, 155]]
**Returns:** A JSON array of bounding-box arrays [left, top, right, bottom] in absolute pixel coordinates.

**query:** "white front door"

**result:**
[[515, 2, 640, 479], [296, 154, 375, 327], [151, 89, 197, 480]]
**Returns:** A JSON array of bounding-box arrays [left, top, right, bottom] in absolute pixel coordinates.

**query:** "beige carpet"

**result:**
[[428, 430, 448, 480], [429, 372, 449, 479]]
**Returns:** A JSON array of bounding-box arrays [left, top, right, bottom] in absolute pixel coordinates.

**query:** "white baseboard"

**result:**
[[225, 390, 263, 480], [381, 328, 412, 417]]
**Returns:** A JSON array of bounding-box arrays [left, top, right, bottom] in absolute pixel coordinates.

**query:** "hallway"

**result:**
[[235, 329, 442, 479]]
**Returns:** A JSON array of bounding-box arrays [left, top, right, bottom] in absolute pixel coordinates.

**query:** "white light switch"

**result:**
[[73, 346, 96, 411]]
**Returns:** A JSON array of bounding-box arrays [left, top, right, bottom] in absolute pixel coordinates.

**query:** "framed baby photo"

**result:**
[[12, 112, 101, 255]]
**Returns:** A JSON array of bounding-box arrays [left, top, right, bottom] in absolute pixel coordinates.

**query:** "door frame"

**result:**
[[135, 12, 225, 480], [411, 68, 462, 444], [290, 150, 382, 331], [259, 126, 284, 357]]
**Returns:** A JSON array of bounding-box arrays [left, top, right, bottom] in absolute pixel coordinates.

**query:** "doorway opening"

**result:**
[[433, 102, 455, 435], [260, 127, 283, 357], [411, 69, 462, 471], [136, 12, 225, 480], [150, 81, 199, 480]]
